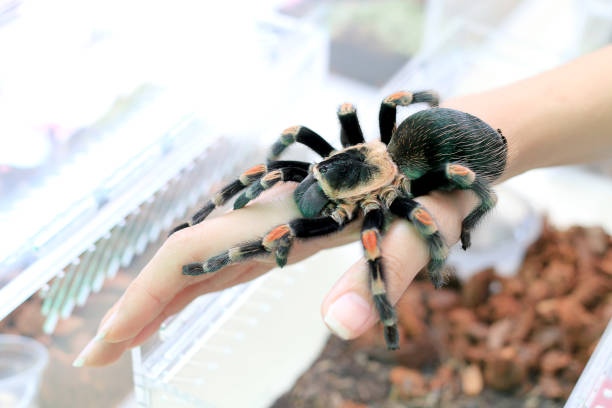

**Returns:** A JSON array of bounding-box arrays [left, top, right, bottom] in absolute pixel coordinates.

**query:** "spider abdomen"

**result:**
[[388, 108, 507, 182]]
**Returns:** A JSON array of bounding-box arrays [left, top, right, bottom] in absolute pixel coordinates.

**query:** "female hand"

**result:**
[[73, 181, 476, 367], [74, 45, 612, 367]]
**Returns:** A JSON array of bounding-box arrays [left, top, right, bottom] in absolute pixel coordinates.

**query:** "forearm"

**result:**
[[443, 45, 612, 181]]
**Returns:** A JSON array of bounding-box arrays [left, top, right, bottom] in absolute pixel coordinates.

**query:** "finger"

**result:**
[[75, 270, 242, 367], [320, 190, 477, 341], [102, 182, 303, 344], [103, 177, 363, 345], [105, 220, 362, 358], [88, 211, 363, 365], [73, 338, 131, 367], [72, 183, 302, 368], [76, 179, 365, 366], [84, 265, 272, 365], [83, 221, 362, 366], [126, 263, 268, 349], [125, 260, 278, 350], [72, 301, 126, 367]]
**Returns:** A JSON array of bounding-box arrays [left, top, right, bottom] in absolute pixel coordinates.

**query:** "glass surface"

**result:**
[[565, 319, 612, 407], [0, 2, 328, 322], [0, 335, 48, 408]]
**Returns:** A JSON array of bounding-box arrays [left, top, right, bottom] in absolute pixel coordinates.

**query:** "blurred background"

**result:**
[[1, 0, 611, 407]]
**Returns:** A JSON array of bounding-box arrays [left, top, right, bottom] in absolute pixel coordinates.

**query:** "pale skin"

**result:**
[[73, 45, 612, 367]]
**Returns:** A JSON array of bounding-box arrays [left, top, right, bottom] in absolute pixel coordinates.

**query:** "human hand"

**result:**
[[73, 180, 477, 367], [73, 44, 612, 366]]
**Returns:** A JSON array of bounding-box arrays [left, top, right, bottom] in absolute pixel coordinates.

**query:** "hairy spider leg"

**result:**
[[410, 162, 497, 250], [168, 161, 311, 236], [379, 90, 440, 145], [183, 213, 351, 275], [268, 126, 336, 162], [459, 181, 496, 250], [388, 196, 449, 289], [233, 166, 309, 209], [336, 103, 365, 147], [361, 206, 400, 350]]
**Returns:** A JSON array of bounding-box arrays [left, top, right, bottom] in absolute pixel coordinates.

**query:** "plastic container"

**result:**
[[131, 243, 362, 408], [565, 318, 612, 407], [0, 335, 49, 408], [0, 5, 329, 327]]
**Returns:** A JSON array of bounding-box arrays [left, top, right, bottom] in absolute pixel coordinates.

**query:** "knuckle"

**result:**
[[380, 252, 410, 301], [381, 251, 404, 278], [128, 279, 165, 309], [165, 227, 192, 248], [163, 227, 207, 264]]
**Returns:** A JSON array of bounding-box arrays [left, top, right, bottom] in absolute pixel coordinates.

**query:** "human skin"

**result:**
[[73, 45, 612, 367]]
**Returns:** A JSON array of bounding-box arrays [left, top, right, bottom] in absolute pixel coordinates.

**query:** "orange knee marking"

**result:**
[[389, 91, 409, 100], [262, 170, 281, 182], [282, 125, 300, 135], [243, 164, 266, 176], [449, 164, 471, 176], [338, 103, 355, 115], [265, 225, 290, 242], [413, 208, 434, 226], [385, 91, 412, 105], [362, 230, 378, 253], [362, 229, 380, 259]]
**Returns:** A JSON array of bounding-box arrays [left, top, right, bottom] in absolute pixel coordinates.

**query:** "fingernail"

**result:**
[[73, 311, 118, 367], [324, 293, 374, 340], [73, 337, 98, 367], [94, 310, 118, 342]]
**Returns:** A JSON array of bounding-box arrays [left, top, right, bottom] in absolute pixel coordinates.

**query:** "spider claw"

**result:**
[[384, 326, 400, 350], [427, 258, 446, 289], [183, 263, 205, 276], [377, 304, 400, 349], [432, 278, 444, 290], [461, 229, 471, 250], [274, 242, 290, 268], [184, 253, 230, 276], [275, 253, 288, 268]]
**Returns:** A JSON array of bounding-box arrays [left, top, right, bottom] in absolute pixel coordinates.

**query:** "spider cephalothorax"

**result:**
[[169, 90, 507, 349]]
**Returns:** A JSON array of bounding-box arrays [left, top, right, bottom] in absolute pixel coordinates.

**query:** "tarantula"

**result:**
[[169, 90, 507, 350]]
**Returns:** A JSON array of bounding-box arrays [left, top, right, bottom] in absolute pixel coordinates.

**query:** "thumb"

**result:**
[[320, 190, 476, 342]]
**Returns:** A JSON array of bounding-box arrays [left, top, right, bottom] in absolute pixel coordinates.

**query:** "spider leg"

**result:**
[[183, 209, 353, 275], [379, 90, 439, 144], [460, 181, 496, 250], [268, 125, 336, 162], [168, 161, 310, 236], [410, 163, 497, 250], [337, 103, 365, 147], [361, 204, 400, 350], [388, 196, 449, 289], [233, 166, 309, 209]]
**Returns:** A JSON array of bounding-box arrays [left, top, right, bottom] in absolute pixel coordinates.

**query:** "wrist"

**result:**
[[441, 91, 526, 182]]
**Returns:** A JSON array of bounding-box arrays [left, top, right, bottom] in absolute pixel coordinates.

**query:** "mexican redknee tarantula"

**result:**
[[170, 90, 507, 350]]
